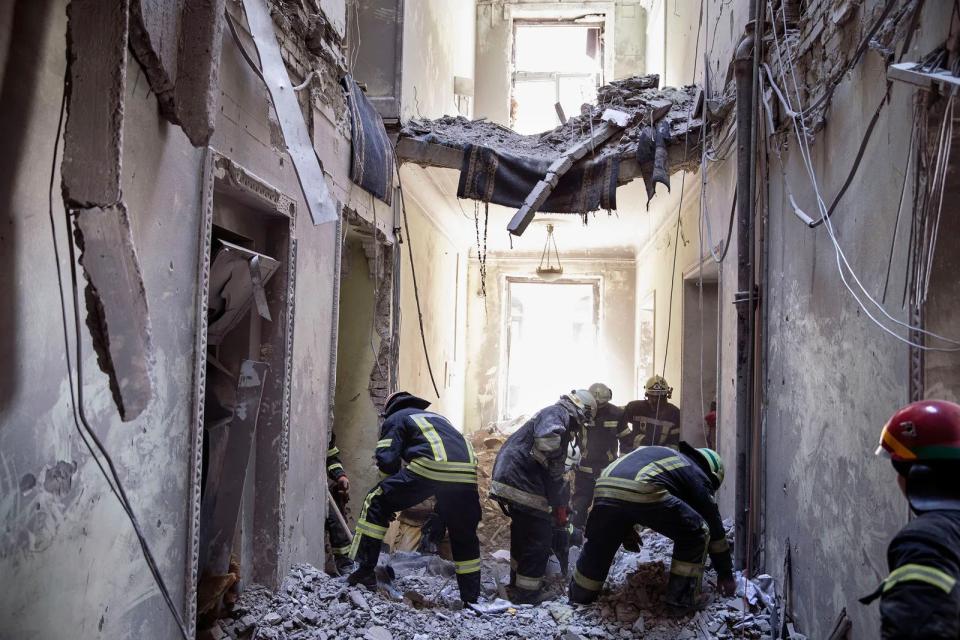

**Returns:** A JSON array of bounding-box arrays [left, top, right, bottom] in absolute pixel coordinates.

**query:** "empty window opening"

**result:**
[[511, 21, 604, 134], [502, 279, 600, 419]]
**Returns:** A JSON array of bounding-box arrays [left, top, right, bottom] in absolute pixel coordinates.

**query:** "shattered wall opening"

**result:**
[[193, 152, 299, 631], [331, 208, 395, 509]]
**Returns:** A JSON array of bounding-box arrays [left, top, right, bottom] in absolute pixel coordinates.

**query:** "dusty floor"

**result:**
[[212, 527, 778, 640]]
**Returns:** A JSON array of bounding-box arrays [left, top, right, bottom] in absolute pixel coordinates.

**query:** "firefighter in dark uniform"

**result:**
[[620, 375, 682, 451], [860, 400, 960, 639], [569, 442, 736, 615], [571, 383, 622, 535], [324, 432, 354, 575], [347, 391, 482, 604], [490, 389, 597, 604]]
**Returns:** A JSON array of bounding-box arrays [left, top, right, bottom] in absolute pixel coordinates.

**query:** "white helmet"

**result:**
[[588, 382, 612, 406], [564, 389, 598, 423]]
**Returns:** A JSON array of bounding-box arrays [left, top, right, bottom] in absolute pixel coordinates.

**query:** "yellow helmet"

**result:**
[[644, 375, 673, 399]]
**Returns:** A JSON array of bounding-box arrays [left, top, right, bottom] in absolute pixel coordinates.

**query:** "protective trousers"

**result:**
[[350, 468, 482, 602], [571, 469, 598, 529], [570, 497, 709, 606], [506, 507, 553, 594], [324, 485, 351, 559]]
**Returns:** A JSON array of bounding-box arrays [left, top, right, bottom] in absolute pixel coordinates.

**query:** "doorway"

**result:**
[[681, 263, 720, 448], [501, 278, 600, 420], [188, 152, 298, 630]]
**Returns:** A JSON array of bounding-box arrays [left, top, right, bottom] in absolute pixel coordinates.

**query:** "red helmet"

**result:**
[[876, 400, 960, 462]]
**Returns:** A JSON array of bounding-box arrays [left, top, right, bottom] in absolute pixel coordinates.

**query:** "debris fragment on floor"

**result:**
[[214, 527, 777, 640]]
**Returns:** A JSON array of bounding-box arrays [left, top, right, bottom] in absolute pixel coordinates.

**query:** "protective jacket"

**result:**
[[375, 392, 478, 484], [861, 509, 960, 639], [594, 445, 732, 576], [326, 432, 346, 481], [491, 399, 581, 517], [620, 399, 682, 451], [578, 403, 623, 475]]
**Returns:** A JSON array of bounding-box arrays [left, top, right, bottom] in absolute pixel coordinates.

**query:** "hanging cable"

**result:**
[[47, 85, 191, 638], [766, 0, 960, 352]]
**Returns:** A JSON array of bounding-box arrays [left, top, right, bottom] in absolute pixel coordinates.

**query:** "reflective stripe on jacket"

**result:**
[[594, 445, 732, 576], [376, 408, 478, 484]]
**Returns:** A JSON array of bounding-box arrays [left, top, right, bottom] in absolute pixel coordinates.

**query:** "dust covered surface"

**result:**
[[215, 528, 776, 640], [399, 74, 702, 167]]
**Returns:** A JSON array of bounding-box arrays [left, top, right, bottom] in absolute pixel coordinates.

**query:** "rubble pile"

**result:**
[[213, 528, 778, 640], [399, 74, 702, 170]]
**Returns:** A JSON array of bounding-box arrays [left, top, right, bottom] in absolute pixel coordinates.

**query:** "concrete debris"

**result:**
[[397, 74, 702, 175], [218, 526, 777, 640]]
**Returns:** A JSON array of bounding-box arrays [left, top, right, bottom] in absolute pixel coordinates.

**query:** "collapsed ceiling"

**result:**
[[396, 74, 708, 237]]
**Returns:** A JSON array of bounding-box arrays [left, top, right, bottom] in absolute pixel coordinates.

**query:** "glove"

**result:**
[[718, 574, 736, 597], [552, 506, 569, 527], [621, 526, 642, 552], [336, 475, 350, 498]]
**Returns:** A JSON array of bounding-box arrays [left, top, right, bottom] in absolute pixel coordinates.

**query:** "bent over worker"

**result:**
[[860, 400, 960, 639], [323, 431, 354, 576], [569, 443, 735, 615], [620, 375, 681, 451], [490, 389, 597, 604], [571, 383, 623, 533], [348, 391, 482, 604]]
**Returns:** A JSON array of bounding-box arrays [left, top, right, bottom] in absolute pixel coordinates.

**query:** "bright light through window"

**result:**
[[504, 281, 599, 420], [511, 23, 603, 135]]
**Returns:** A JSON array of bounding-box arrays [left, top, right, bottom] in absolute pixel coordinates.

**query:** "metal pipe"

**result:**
[[733, 10, 758, 572]]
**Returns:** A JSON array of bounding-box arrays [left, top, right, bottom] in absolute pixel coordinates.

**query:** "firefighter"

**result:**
[[490, 389, 597, 604], [859, 400, 960, 638], [347, 391, 482, 604], [324, 432, 354, 575], [568, 442, 735, 615], [620, 375, 682, 451], [571, 383, 623, 535]]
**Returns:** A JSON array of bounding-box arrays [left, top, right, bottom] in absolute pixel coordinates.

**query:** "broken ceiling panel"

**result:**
[[396, 74, 703, 234], [128, 0, 225, 146], [74, 204, 155, 422], [242, 0, 339, 225], [63, 0, 156, 423], [62, 0, 129, 207]]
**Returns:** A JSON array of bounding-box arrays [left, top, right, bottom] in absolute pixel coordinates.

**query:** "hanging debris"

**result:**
[[396, 74, 703, 234]]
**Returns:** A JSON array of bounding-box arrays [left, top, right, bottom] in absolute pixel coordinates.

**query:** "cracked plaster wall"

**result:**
[[0, 0, 387, 636], [636, 1, 960, 638]]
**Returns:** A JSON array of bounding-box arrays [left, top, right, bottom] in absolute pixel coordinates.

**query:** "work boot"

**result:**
[[567, 577, 599, 605], [664, 572, 709, 617], [507, 586, 550, 605], [346, 565, 377, 591], [334, 554, 355, 576], [457, 572, 481, 605]]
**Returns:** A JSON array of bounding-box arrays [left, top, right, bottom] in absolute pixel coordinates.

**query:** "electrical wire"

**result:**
[[225, 11, 264, 81], [47, 85, 191, 638], [766, 0, 960, 353]]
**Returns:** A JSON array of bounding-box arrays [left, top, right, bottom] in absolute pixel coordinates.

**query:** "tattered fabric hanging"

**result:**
[[342, 74, 395, 205], [636, 118, 673, 206], [457, 144, 619, 213]]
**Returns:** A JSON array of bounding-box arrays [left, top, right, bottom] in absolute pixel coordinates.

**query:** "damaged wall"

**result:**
[[401, 0, 476, 121], [0, 0, 390, 636], [474, 0, 649, 127], [0, 4, 204, 637], [396, 177, 470, 429], [463, 251, 636, 433], [636, 1, 958, 638], [332, 237, 383, 506]]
